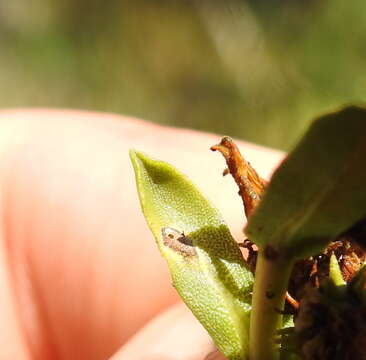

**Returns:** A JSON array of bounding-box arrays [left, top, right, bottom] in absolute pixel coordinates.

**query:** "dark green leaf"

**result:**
[[246, 106, 366, 259]]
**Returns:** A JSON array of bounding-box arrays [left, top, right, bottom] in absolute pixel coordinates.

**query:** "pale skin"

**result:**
[[0, 109, 284, 360]]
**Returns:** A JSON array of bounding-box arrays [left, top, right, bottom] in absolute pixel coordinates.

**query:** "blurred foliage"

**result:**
[[0, 0, 365, 150]]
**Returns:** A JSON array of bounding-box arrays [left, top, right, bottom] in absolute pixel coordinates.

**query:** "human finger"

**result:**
[[0, 109, 284, 359]]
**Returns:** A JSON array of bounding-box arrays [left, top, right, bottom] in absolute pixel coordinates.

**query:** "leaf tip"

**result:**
[[329, 253, 346, 286], [129, 148, 145, 166], [129, 149, 157, 180]]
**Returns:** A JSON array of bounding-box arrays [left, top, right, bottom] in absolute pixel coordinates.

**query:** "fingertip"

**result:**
[[110, 303, 217, 360]]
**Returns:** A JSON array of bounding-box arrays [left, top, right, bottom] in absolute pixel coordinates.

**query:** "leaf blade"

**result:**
[[246, 106, 366, 259], [130, 150, 253, 360]]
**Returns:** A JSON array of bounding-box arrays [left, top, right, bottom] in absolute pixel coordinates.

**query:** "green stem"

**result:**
[[249, 249, 293, 360]]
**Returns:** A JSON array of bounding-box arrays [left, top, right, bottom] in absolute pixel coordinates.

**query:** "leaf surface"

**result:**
[[246, 106, 366, 259], [130, 150, 253, 360]]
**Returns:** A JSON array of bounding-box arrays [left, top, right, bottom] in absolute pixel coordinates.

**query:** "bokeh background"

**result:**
[[0, 0, 365, 150]]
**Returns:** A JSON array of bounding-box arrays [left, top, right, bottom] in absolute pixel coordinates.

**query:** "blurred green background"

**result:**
[[0, 0, 365, 150]]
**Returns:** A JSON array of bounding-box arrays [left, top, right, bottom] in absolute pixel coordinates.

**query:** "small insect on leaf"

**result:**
[[161, 227, 196, 256]]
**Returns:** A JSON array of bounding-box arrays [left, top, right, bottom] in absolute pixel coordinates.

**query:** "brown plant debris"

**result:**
[[293, 273, 366, 360], [211, 136, 266, 219], [289, 237, 366, 301]]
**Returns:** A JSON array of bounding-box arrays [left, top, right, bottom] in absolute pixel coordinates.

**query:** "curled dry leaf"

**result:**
[[211, 136, 266, 219], [211, 137, 302, 312]]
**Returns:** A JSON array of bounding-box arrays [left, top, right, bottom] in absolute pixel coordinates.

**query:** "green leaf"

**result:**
[[130, 150, 253, 360], [246, 106, 366, 259], [329, 254, 346, 286]]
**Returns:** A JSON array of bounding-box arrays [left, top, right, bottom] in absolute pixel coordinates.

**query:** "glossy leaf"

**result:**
[[130, 150, 253, 360], [246, 106, 366, 259]]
